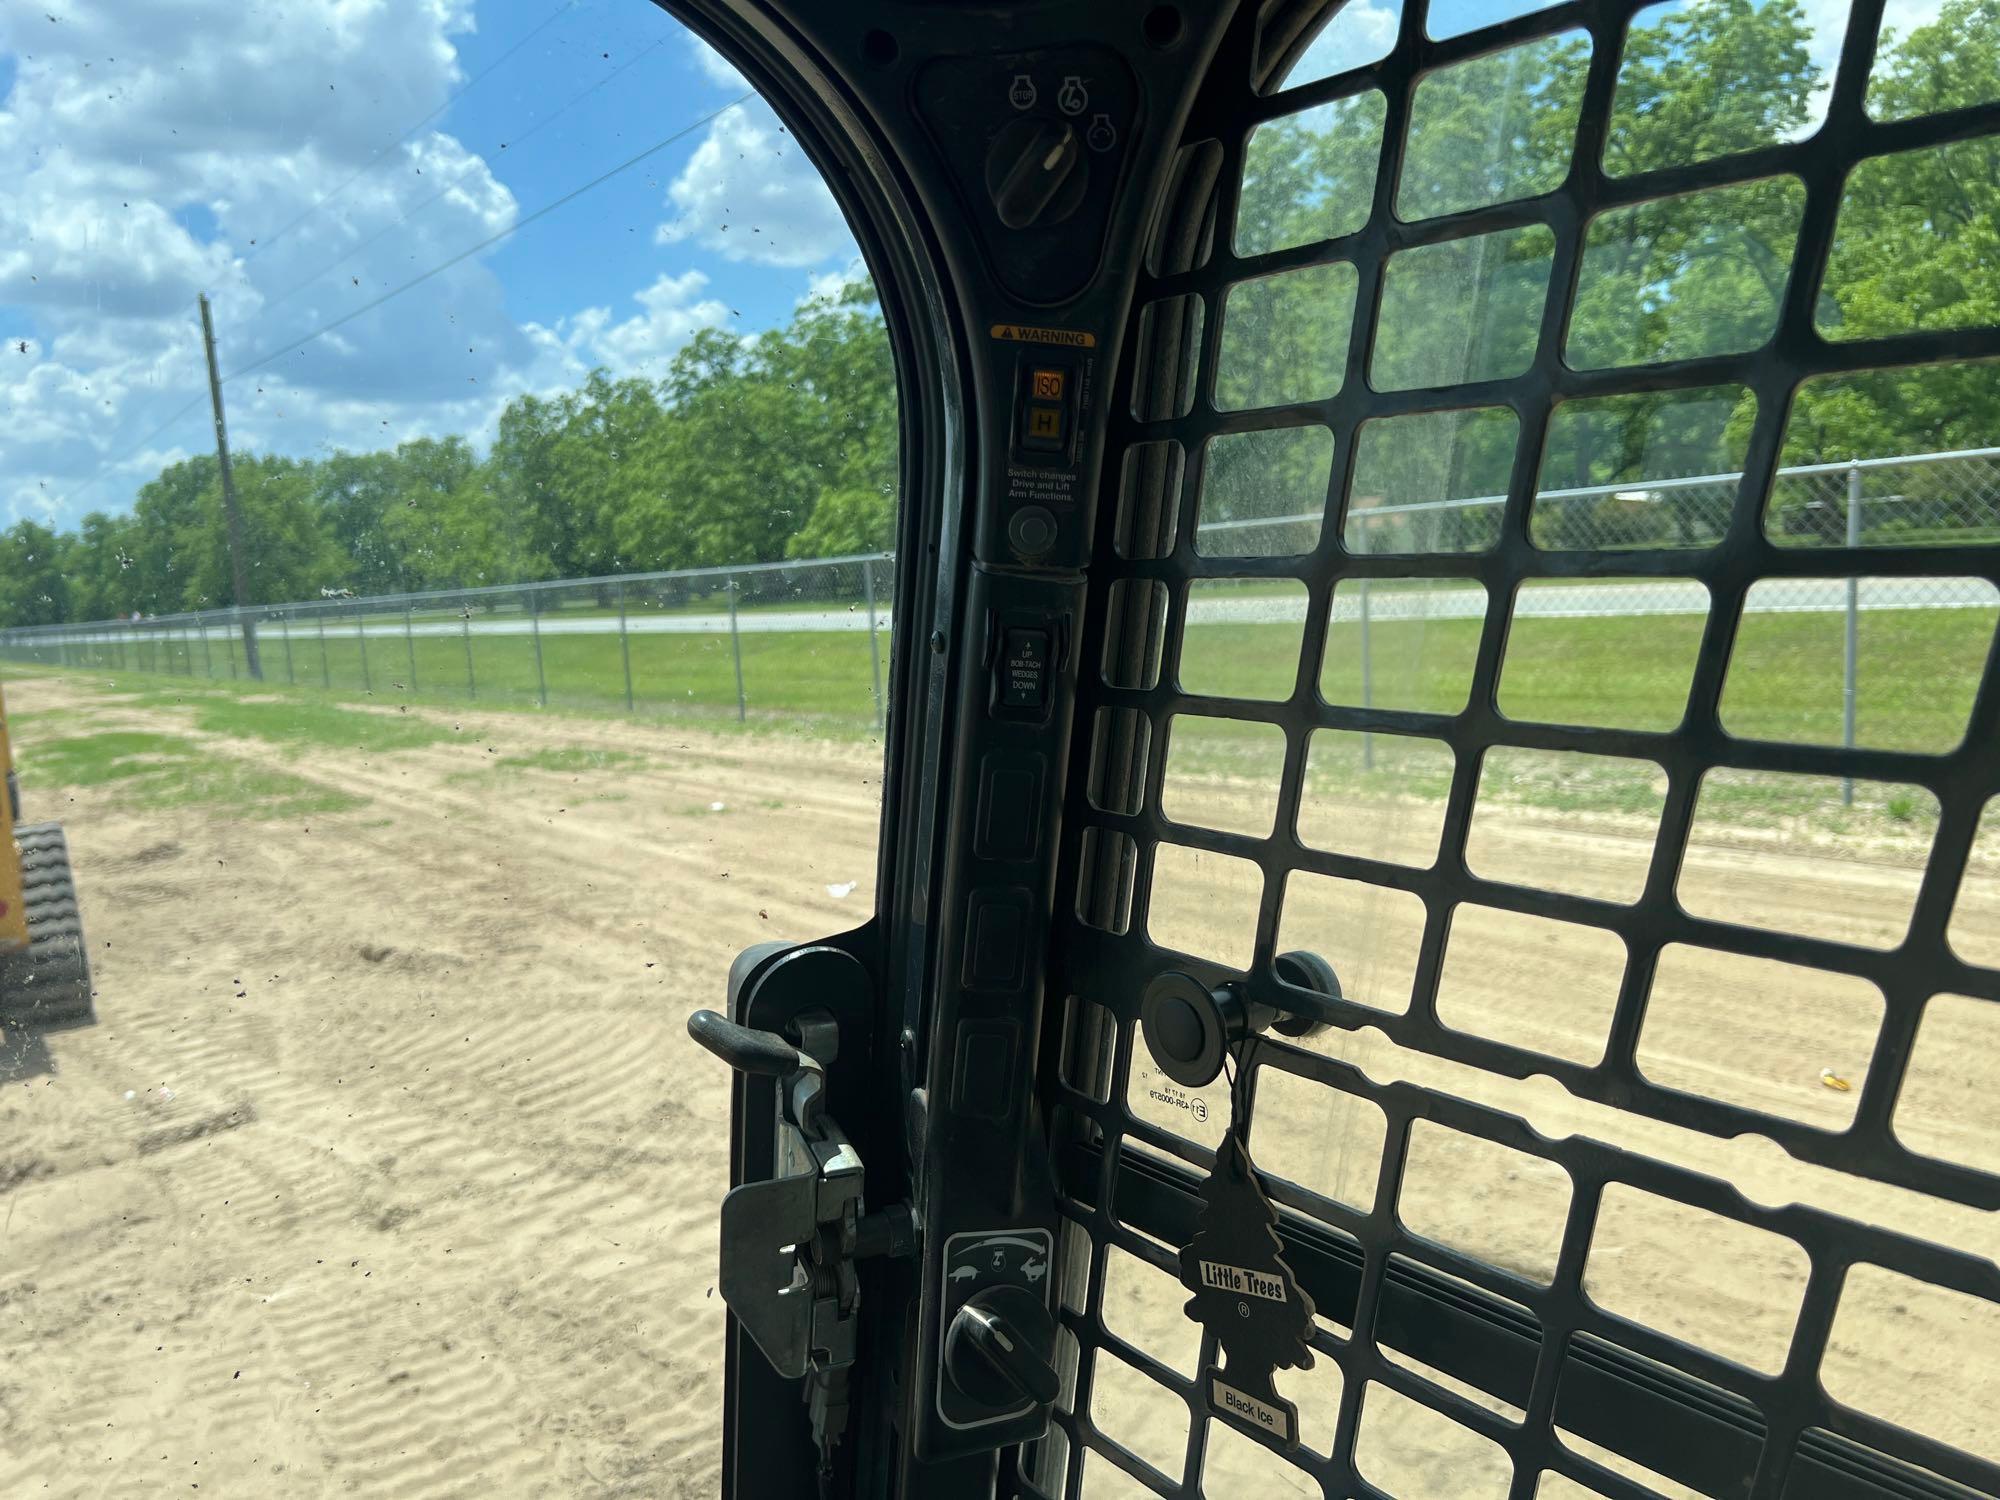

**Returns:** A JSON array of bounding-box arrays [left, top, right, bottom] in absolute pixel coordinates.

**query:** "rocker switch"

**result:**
[[998, 629, 1052, 713]]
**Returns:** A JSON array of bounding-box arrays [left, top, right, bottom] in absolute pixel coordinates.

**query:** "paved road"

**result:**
[[20, 577, 1998, 648]]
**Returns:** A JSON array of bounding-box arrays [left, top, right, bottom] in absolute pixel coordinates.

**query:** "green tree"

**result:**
[[786, 486, 894, 558], [315, 450, 409, 595], [491, 391, 591, 582], [0, 521, 72, 626], [121, 456, 217, 615], [1772, 0, 1999, 536], [27, 277, 907, 622], [179, 454, 347, 608], [61, 512, 142, 621]]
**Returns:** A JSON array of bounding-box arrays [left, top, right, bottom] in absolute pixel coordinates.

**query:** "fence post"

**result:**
[[282, 616, 295, 685], [728, 575, 747, 723], [618, 581, 635, 712], [318, 614, 331, 689], [1357, 529, 1375, 771], [226, 614, 240, 679], [199, 620, 213, 678], [863, 558, 885, 731], [529, 588, 548, 708], [356, 605, 372, 692], [462, 610, 478, 700], [405, 607, 419, 696], [1842, 462, 1862, 807]]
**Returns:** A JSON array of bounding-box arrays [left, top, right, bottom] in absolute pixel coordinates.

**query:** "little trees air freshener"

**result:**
[[1176, 1057, 1316, 1448]]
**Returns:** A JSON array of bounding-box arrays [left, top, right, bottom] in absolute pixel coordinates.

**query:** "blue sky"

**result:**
[[0, 0, 857, 531], [0, 0, 1910, 533]]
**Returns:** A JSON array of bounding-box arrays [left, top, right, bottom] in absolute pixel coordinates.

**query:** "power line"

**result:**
[[243, 0, 579, 263], [257, 35, 670, 319], [220, 94, 751, 387], [40, 390, 213, 517], [41, 0, 594, 513], [47, 91, 749, 520]]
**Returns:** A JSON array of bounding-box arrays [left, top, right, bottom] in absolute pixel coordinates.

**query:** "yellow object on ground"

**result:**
[[0, 681, 28, 954]]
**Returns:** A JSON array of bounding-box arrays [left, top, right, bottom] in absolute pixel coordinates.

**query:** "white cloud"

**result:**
[[798, 255, 871, 311], [688, 35, 748, 90], [0, 2, 865, 537], [655, 101, 854, 268], [574, 268, 732, 375], [0, 0, 548, 527]]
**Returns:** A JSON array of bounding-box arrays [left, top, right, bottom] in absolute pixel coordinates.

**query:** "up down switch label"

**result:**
[[998, 628, 1052, 715]]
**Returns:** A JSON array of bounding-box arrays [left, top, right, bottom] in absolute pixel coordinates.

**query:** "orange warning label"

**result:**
[[990, 322, 1097, 348]]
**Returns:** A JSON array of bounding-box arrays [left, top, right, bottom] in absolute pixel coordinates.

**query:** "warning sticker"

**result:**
[[990, 322, 1098, 348]]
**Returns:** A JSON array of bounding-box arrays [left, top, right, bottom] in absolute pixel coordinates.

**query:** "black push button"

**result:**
[[964, 889, 1031, 991], [951, 1020, 1019, 1122], [999, 629, 1052, 712], [1007, 505, 1058, 558], [976, 757, 1043, 861]]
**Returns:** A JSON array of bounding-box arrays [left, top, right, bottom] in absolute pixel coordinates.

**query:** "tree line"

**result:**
[[3, 0, 1994, 626], [0, 282, 897, 627], [1234, 0, 1996, 554]]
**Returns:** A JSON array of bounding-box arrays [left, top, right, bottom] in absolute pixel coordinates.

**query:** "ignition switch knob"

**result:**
[[944, 1284, 1060, 1409], [985, 117, 1087, 230]]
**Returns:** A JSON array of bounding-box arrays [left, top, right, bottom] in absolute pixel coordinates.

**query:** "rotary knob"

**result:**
[[943, 1284, 1060, 1410], [984, 117, 1088, 230]]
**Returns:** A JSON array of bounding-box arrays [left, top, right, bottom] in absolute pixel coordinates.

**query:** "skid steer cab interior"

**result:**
[[0, 680, 95, 1074], [676, 2, 2000, 1499]]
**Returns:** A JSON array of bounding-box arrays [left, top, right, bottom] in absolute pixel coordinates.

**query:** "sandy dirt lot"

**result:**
[[2, 674, 1993, 1499], [1, 675, 884, 1498]]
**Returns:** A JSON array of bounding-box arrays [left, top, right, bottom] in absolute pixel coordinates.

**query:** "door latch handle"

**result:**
[[688, 1009, 804, 1076], [688, 1001, 913, 1488], [690, 1006, 839, 1139]]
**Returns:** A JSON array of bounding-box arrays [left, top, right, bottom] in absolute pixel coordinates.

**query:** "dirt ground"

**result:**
[[1, 674, 1993, 1499], [0, 675, 884, 1498]]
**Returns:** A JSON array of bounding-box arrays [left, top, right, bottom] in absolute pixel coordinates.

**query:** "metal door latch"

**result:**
[[688, 1008, 915, 1484]]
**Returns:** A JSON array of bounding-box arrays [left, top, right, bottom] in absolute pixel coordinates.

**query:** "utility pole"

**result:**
[[198, 292, 262, 679]]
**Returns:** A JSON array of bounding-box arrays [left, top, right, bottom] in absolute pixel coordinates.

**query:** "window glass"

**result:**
[[1398, 33, 1590, 221], [1532, 387, 1753, 550], [1237, 92, 1388, 255], [1197, 424, 1336, 558], [0, 12, 896, 1496], [1272, 0, 1405, 90], [1567, 178, 1805, 369], [1373, 226, 1556, 390], [1818, 138, 2000, 342], [1770, 362, 2000, 547], [1866, 0, 2000, 120], [1217, 263, 1360, 410], [1347, 407, 1516, 554], [1605, 0, 1848, 173]]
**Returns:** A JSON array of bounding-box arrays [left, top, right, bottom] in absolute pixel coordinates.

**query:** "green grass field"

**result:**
[[11, 608, 1993, 811], [42, 620, 887, 730], [1178, 605, 1991, 754], [25, 729, 363, 819]]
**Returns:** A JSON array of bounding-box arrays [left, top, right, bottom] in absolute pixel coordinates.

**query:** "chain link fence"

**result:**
[[5, 449, 1998, 746], [1199, 445, 2000, 558], [0, 553, 898, 731]]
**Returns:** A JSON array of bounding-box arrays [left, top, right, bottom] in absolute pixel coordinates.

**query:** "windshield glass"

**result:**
[[0, 5, 895, 1493]]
